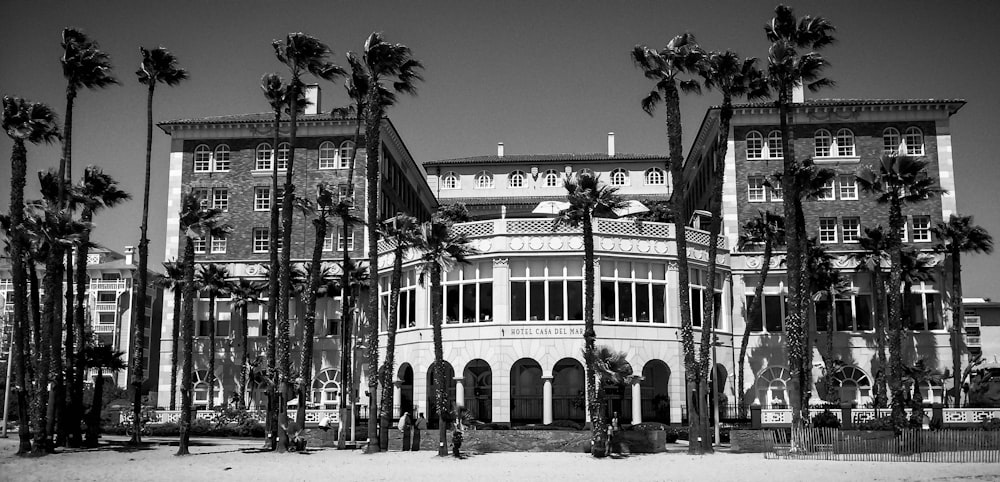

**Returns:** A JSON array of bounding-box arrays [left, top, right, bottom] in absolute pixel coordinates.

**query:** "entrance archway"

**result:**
[[510, 358, 543, 424], [552, 358, 585, 422], [463, 359, 492, 422], [426, 361, 456, 428], [398, 363, 414, 417], [641, 360, 671, 423]]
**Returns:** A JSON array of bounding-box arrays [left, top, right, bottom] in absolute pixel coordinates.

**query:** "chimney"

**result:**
[[124, 245, 135, 265], [497, 142, 504, 157], [608, 132, 615, 157], [791, 82, 804, 104], [304, 84, 320, 115]]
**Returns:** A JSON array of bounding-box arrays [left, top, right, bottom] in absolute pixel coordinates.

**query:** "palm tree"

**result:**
[[154, 261, 184, 410], [805, 237, 848, 403], [176, 192, 229, 456], [67, 166, 129, 444], [851, 226, 891, 408], [900, 248, 936, 329], [3, 96, 60, 455], [857, 154, 942, 423], [555, 173, 627, 457], [736, 210, 785, 408], [133, 46, 187, 444], [377, 213, 421, 449], [591, 345, 634, 434], [228, 278, 263, 409], [764, 5, 836, 438], [933, 214, 994, 407], [196, 263, 231, 410], [415, 212, 478, 456], [632, 33, 708, 453], [352, 32, 424, 451], [272, 33, 344, 453], [81, 344, 127, 448]]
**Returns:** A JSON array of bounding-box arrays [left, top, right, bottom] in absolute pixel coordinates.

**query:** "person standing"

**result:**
[[399, 412, 412, 451], [412, 411, 427, 451]]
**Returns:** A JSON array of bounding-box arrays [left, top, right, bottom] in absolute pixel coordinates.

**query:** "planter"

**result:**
[[618, 430, 666, 453]]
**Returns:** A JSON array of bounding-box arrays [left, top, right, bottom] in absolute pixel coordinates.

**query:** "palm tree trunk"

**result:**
[[46, 252, 65, 451], [70, 211, 92, 446], [873, 269, 888, 408], [338, 101, 363, 451], [887, 200, 906, 425], [738, 241, 773, 409], [379, 245, 404, 451], [582, 213, 607, 457], [34, 245, 62, 455], [430, 265, 447, 456], [85, 367, 104, 448], [824, 289, 837, 402], [59, 90, 77, 448], [239, 303, 249, 409], [9, 139, 33, 455], [131, 81, 156, 445], [297, 219, 326, 427], [364, 104, 383, 452], [177, 239, 196, 456], [169, 288, 181, 410], [207, 292, 216, 410], [950, 253, 963, 408], [264, 108, 281, 450]]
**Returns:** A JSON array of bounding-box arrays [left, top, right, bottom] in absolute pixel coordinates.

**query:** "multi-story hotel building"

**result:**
[[157, 88, 975, 425]]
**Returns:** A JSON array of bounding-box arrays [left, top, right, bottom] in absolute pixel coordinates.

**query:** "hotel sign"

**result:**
[[503, 326, 585, 337]]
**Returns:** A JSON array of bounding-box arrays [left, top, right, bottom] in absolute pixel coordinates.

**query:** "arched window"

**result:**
[[311, 369, 341, 410], [508, 170, 526, 188], [441, 171, 459, 190], [833, 366, 872, 407], [836, 129, 856, 157], [813, 130, 832, 157], [755, 366, 790, 408], [319, 141, 337, 169], [339, 141, 355, 169], [475, 170, 495, 189], [543, 169, 560, 188], [194, 145, 211, 172], [644, 167, 665, 185], [610, 168, 629, 186], [904, 127, 924, 156], [766, 131, 783, 159], [213, 145, 230, 171], [255, 143, 273, 171], [746, 131, 763, 159], [883, 128, 901, 155], [276, 142, 290, 170], [192, 369, 222, 408]]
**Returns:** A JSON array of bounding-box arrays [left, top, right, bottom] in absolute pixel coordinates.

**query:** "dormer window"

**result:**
[[508, 170, 526, 188], [474, 170, 495, 189], [904, 127, 924, 156], [644, 167, 665, 185], [610, 168, 629, 186], [441, 171, 459, 190], [543, 169, 560, 188]]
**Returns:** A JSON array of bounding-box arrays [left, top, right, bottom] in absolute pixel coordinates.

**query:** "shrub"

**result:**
[[811, 410, 841, 429], [235, 419, 265, 437], [190, 418, 213, 435], [980, 418, 1000, 431], [857, 416, 896, 431], [664, 429, 679, 443], [630, 422, 668, 432], [548, 420, 584, 430], [149, 422, 180, 436]]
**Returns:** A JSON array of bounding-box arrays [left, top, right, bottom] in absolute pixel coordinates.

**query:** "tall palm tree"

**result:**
[[196, 263, 231, 410], [632, 33, 707, 453], [804, 237, 847, 403], [851, 226, 891, 408], [352, 32, 424, 451], [735, 210, 785, 408], [176, 192, 229, 456], [764, 5, 836, 438], [899, 248, 936, 329], [3, 96, 60, 455], [272, 33, 344, 453], [133, 46, 187, 444], [154, 261, 184, 410], [66, 166, 129, 444], [591, 345, 634, 429], [81, 344, 127, 448], [555, 173, 626, 457], [228, 278, 263, 409], [377, 213, 420, 450], [697, 49, 768, 439], [415, 212, 478, 456], [857, 154, 942, 423], [933, 214, 994, 407]]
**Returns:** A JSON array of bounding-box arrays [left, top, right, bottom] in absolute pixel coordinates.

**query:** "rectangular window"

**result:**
[[855, 295, 872, 331], [746, 296, 763, 332], [819, 179, 836, 200], [601, 281, 616, 321], [901, 219, 909, 243], [338, 184, 352, 202], [567, 281, 583, 321], [842, 217, 861, 243], [748, 176, 766, 202], [547, 281, 564, 321], [462, 284, 477, 323], [192, 237, 206, 254], [839, 175, 858, 200], [338, 229, 355, 251], [511, 281, 527, 322], [635, 283, 650, 322], [322, 231, 334, 252], [210, 237, 227, 254], [912, 215, 931, 242], [652, 284, 666, 323], [212, 188, 228, 212], [764, 295, 783, 332], [252, 228, 270, 253], [445, 285, 459, 323], [480, 283, 493, 322], [690, 287, 703, 327], [770, 184, 783, 202], [214, 149, 230, 172], [529, 282, 545, 321], [819, 218, 838, 243], [194, 150, 211, 172], [192, 188, 210, 209], [815, 300, 831, 331], [254, 187, 270, 211]]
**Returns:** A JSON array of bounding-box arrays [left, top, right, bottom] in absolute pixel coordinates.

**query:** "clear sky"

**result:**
[[1, 1, 998, 297]]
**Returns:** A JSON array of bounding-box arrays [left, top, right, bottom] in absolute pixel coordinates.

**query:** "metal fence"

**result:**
[[762, 427, 1000, 462]]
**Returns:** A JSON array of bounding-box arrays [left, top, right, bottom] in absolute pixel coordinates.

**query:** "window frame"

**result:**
[[252, 228, 270, 253], [883, 127, 901, 155], [192, 236, 207, 254], [441, 171, 460, 190], [747, 175, 767, 203], [338, 141, 355, 169], [814, 129, 832, 158], [275, 142, 290, 170], [253, 186, 270, 212], [508, 170, 526, 188], [912, 215, 932, 242], [839, 174, 858, 200], [212, 188, 228, 212], [213, 145, 230, 172], [609, 168, 629, 186], [255, 143, 273, 171], [904, 127, 924, 156], [210, 236, 227, 254], [543, 169, 561, 188], [474, 170, 495, 189], [193, 145, 212, 172], [644, 167, 665, 186], [318, 141, 337, 169], [835, 128, 856, 157], [746, 131, 763, 159], [842, 217, 861, 243], [818, 178, 836, 201], [766, 130, 784, 159], [337, 228, 355, 251], [819, 217, 838, 244]]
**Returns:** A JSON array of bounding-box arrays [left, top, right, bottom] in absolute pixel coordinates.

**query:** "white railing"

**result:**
[[92, 323, 115, 334], [965, 315, 982, 329], [94, 302, 118, 312], [90, 280, 129, 291], [120, 409, 340, 426], [967, 334, 982, 347], [760, 408, 1000, 427]]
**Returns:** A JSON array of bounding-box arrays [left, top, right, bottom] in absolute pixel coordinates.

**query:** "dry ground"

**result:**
[[2, 436, 1000, 482]]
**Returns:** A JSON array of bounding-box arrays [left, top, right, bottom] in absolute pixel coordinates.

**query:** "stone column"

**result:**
[[492, 258, 510, 324], [393, 381, 402, 419], [542, 376, 553, 425], [455, 377, 465, 411], [631, 381, 643, 425]]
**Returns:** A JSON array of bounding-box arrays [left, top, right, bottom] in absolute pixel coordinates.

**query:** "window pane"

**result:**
[[600, 261, 615, 278], [652, 263, 665, 280], [713, 293, 723, 329], [511, 282, 527, 321], [907, 293, 924, 330], [480, 283, 493, 322], [635, 283, 650, 322], [652, 285, 666, 323], [480, 262, 493, 279], [619, 282, 634, 321], [512, 261, 527, 278], [764, 295, 782, 332], [601, 281, 616, 321], [567, 261, 582, 277], [816, 300, 830, 331], [548, 281, 564, 320], [855, 295, 872, 331], [691, 288, 703, 327], [446, 285, 460, 323], [462, 284, 477, 323], [529, 282, 545, 321], [567, 281, 583, 320], [528, 259, 546, 276], [925, 294, 940, 330]]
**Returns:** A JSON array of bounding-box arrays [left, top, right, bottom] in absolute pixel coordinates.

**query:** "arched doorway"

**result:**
[[426, 361, 456, 428], [311, 368, 341, 410], [398, 363, 414, 418], [609, 360, 634, 421], [552, 358, 585, 423], [510, 358, 543, 424], [463, 359, 492, 422], [641, 360, 671, 423], [755, 366, 790, 408]]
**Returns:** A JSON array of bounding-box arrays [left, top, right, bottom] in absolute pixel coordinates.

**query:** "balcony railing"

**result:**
[[965, 316, 982, 329], [94, 302, 118, 312], [92, 323, 115, 334], [966, 334, 982, 348], [90, 280, 128, 291]]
